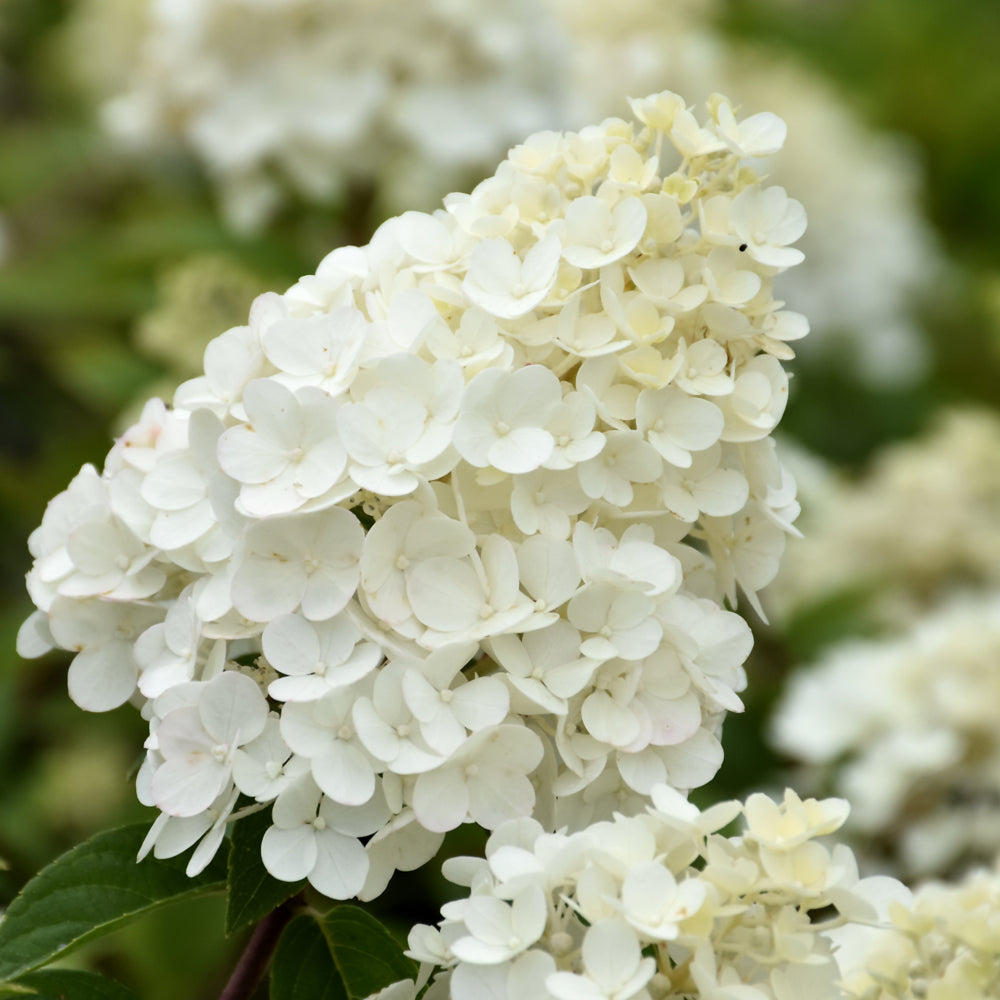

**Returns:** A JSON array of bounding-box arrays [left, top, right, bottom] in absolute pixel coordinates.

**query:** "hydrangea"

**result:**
[[19, 91, 806, 898], [766, 409, 1000, 627], [63, 0, 571, 231], [771, 592, 1000, 877], [834, 861, 1000, 1000], [404, 787, 904, 1000], [549, 0, 940, 386]]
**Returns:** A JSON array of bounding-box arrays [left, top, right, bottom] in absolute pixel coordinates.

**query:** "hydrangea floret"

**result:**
[[404, 787, 904, 1000], [834, 860, 1000, 1000], [19, 90, 807, 900]]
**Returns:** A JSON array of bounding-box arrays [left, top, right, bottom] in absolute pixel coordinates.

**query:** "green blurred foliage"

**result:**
[[726, 0, 1000, 437], [1, 0, 999, 993], [726, 0, 1000, 270]]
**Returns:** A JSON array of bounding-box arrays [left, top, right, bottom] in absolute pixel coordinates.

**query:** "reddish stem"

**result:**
[[218, 904, 295, 1000]]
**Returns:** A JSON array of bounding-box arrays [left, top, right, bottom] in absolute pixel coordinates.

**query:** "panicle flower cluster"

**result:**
[[772, 592, 1000, 877], [405, 786, 901, 1000], [64, 0, 570, 231], [19, 92, 806, 899], [835, 861, 1000, 1000], [767, 409, 1000, 626], [549, 0, 939, 386]]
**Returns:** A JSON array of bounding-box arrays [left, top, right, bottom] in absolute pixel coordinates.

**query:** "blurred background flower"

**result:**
[[2, 0, 1000, 996], [60, 0, 571, 232], [772, 592, 1000, 878]]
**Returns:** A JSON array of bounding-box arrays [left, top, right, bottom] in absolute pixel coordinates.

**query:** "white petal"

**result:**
[[232, 554, 305, 621], [412, 767, 469, 832], [661, 729, 724, 790], [581, 691, 641, 748], [582, 919, 645, 991], [452, 677, 509, 732], [451, 963, 509, 1000], [261, 823, 317, 882], [150, 500, 217, 550], [310, 828, 368, 899], [17, 610, 55, 658], [67, 642, 137, 712], [468, 768, 535, 829], [141, 458, 206, 511], [406, 557, 483, 632], [312, 741, 376, 806], [263, 613, 320, 676], [546, 973, 605, 1000], [152, 758, 229, 818], [199, 670, 269, 745]]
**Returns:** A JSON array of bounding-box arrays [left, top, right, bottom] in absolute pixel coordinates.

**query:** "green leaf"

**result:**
[[226, 808, 304, 935], [319, 907, 417, 1000], [0, 969, 140, 1000], [0, 823, 228, 981], [270, 908, 416, 1000], [269, 915, 347, 1000]]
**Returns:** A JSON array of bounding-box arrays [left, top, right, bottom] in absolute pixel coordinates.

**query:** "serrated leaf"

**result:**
[[0, 823, 227, 980], [0, 969, 140, 1000], [270, 915, 348, 1000], [226, 808, 304, 935], [270, 908, 416, 1000], [319, 907, 417, 1000]]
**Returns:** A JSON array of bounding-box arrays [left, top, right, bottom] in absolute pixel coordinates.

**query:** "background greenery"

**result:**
[[1, 0, 998, 995]]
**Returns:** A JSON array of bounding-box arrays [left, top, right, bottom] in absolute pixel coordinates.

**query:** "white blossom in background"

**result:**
[[63, 0, 940, 386], [767, 409, 1000, 626], [63, 0, 571, 231], [19, 91, 808, 898], [403, 787, 906, 1000], [548, 0, 941, 386], [771, 592, 1000, 878], [833, 861, 1000, 1000]]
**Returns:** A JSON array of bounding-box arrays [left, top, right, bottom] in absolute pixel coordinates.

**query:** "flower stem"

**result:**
[[219, 902, 296, 1000]]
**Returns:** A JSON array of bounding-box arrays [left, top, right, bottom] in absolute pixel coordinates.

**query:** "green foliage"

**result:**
[[271, 908, 417, 1000], [318, 908, 417, 998], [0, 816, 415, 998], [0, 969, 139, 1000], [270, 917, 349, 1000], [725, 0, 1000, 267], [0, 824, 227, 981]]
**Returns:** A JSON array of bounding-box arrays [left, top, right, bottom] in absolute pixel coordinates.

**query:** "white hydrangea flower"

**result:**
[[279, 684, 379, 808], [261, 611, 383, 702], [25, 463, 165, 611], [834, 861, 1000, 1000], [217, 379, 349, 517], [151, 670, 270, 817], [20, 90, 807, 899], [65, 0, 572, 231], [768, 408, 1000, 626], [408, 787, 904, 1000], [260, 774, 378, 900], [771, 591, 1000, 877], [231, 508, 364, 623], [453, 365, 563, 474]]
